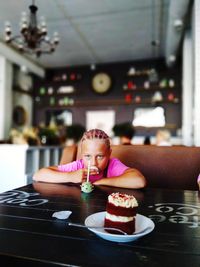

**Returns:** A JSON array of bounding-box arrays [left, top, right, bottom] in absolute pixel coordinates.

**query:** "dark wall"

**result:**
[[33, 58, 181, 136]]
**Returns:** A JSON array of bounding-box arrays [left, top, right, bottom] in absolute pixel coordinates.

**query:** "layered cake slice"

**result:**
[[104, 192, 138, 234]]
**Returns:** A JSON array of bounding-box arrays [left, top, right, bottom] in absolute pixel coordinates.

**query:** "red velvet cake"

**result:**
[[104, 192, 138, 235]]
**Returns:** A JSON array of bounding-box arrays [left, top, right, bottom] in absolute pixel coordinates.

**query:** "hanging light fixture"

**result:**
[[4, 0, 59, 57]]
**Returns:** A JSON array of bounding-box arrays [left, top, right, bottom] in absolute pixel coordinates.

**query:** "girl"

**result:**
[[33, 129, 146, 189]]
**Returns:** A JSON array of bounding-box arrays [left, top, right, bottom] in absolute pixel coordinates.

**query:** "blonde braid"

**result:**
[[81, 129, 110, 149]]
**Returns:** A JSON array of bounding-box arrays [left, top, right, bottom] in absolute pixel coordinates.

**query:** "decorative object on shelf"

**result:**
[[52, 72, 82, 82], [57, 86, 75, 94], [47, 87, 54, 95], [39, 87, 46, 95], [152, 91, 163, 102], [135, 95, 141, 103], [68, 98, 74, 105], [159, 79, 168, 88], [123, 84, 128, 90], [62, 74, 67, 81], [49, 97, 55, 106], [35, 96, 41, 103], [148, 69, 159, 83], [125, 93, 132, 103], [127, 81, 136, 90], [127, 67, 150, 76], [58, 98, 64, 106], [168, 93, 175, 101], [63, 97, 70, 105], [168, 79, 175, 87], [91, 72, 112, 94], [53, 75, 62, 82], [127, 67, 136, 76], [144, 81, 150, 89], [173, 98, 179, 103], [58, 97, 74, 106], [70, 73, 76, 81], [4, 0, 59, 57], [90, 64, 96, 71]]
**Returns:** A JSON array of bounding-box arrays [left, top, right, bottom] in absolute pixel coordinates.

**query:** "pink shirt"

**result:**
[[58, 158, 129, 183]]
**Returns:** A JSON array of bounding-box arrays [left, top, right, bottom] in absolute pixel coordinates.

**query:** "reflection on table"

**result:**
[[0, 182, 200, 266]]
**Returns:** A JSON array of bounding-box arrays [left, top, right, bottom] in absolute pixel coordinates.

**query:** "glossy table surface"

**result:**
[[0, 182, 200, 267]]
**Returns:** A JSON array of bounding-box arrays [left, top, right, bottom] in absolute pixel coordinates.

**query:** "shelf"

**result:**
[[123, 86, 178, 92], [35, 98, 180, 108], [125, 69, 150, 77], [34, 93, 76, 98]]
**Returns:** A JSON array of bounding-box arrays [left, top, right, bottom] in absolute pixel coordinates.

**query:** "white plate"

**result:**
[[85, 211, 155, 243]]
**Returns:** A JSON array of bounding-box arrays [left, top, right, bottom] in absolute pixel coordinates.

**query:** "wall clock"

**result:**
[[91, 72, 112, 94]]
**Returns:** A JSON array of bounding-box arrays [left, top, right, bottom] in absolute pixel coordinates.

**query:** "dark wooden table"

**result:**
[[0, 182, 200, 267]]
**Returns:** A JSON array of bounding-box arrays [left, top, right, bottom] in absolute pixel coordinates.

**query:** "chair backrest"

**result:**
[[60, 144, 200, 190], [59, 145, 78, 164]]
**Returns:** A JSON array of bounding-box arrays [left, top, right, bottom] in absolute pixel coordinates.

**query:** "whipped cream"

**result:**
[[105, 213, 134, 222], [108, 192, 138, 208]]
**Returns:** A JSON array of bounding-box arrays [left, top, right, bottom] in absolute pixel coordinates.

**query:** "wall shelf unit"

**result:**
[[33, 58, 182, 135]]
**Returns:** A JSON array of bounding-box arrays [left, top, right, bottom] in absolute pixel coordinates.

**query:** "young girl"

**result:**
[[33, 129, 146, 189]]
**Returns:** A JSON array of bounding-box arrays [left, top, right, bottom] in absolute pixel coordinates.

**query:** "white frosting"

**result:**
[[108, 193, 138, 208], [105, 213, 134, 222]]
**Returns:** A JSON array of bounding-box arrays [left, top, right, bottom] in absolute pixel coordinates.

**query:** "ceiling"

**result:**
[[0, 0, 192, 69]]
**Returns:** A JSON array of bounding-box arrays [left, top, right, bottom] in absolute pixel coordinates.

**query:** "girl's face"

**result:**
[[81, 139, 111, 173]]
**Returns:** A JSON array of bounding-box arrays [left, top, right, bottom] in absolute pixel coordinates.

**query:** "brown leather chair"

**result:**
[[60, 145, 200, 190]]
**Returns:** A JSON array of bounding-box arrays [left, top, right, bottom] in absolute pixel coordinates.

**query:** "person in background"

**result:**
[[155, 129, 172, 146], [33, 129, 146, 189], [120, 130, 134, 145], [112, 122, 135, 145], [143, 136, 151, 145]]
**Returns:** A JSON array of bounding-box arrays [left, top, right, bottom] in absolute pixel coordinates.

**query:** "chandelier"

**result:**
[[4, 0, 59, 57]]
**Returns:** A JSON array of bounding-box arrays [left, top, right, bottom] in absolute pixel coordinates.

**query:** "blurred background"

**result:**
[[0, 0, 199, 147]]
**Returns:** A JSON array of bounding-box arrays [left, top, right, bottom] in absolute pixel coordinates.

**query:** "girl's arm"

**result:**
[[33, 166, 84, 184], [93, 168, 146, 189]]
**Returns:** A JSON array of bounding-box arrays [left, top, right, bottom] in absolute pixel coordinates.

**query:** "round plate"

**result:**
[[85, 211, 155, 243]]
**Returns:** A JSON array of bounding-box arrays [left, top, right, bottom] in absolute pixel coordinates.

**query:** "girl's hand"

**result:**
[[71, 169, 87, 183], [76, 167, 100, 183]]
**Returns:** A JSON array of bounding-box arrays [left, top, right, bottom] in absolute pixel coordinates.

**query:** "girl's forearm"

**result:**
[[33, 167, 81, 184], [93, 169, 146, 189]]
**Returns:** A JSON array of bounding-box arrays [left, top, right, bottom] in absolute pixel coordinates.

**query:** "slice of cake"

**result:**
[[104, 192, 138, 235]]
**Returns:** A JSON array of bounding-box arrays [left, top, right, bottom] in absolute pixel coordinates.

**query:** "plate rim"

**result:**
[[84, 211, 155, 242]]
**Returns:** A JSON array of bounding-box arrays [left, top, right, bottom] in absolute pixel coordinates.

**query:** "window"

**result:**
[[132, 107, 165, 127]]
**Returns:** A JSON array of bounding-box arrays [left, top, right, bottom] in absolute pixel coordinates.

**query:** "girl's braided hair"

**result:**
[[81, 129, 110, 149]]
